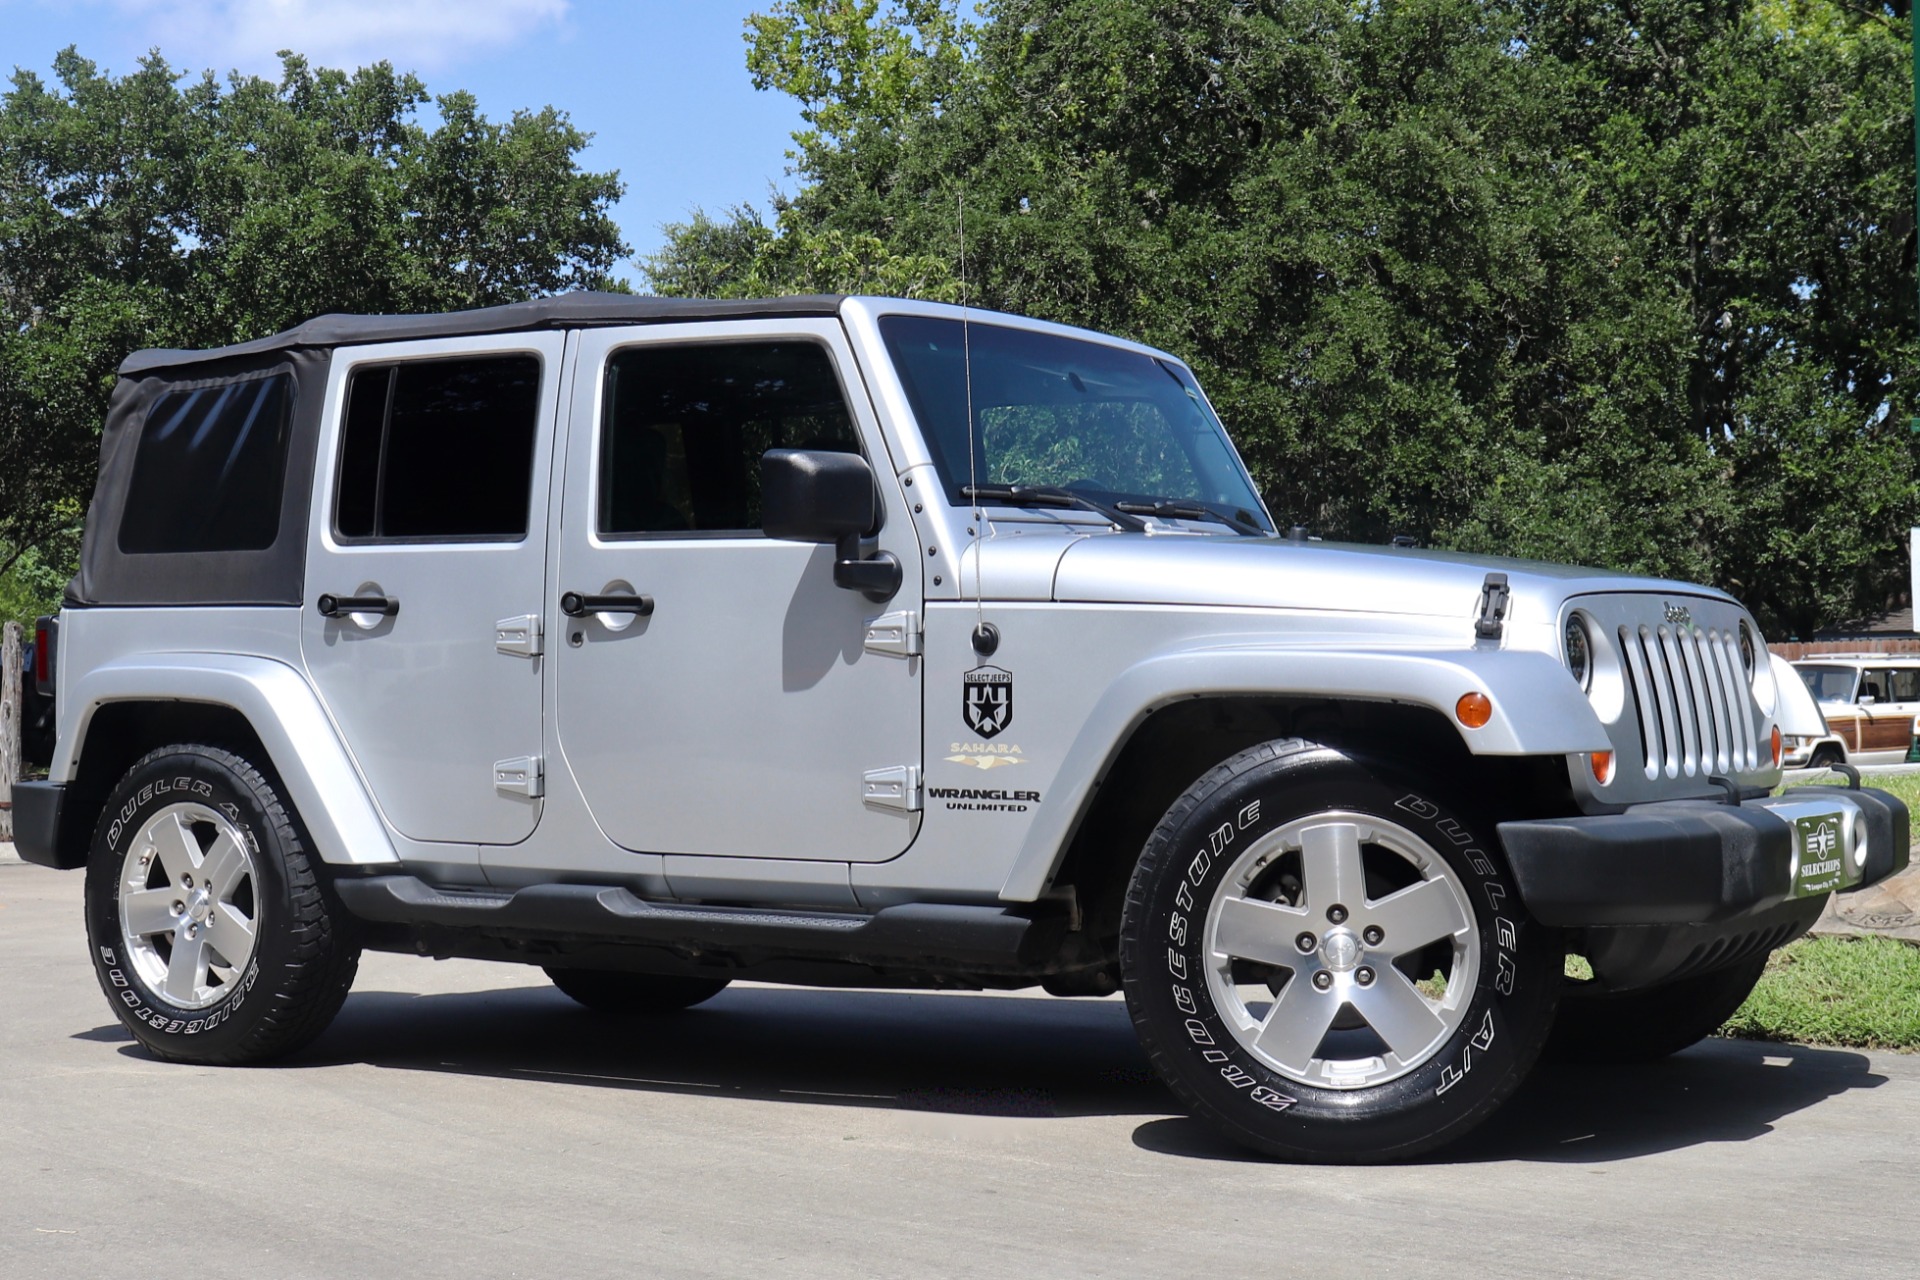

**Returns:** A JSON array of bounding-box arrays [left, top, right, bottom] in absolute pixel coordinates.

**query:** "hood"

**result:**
[[1044, 533, 1738, 625]]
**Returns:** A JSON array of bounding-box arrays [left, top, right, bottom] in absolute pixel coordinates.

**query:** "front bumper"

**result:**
[[1497, 785, 1909, 928]]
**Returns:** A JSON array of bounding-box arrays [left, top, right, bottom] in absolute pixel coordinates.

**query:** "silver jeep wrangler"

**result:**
[[16, 294, 1909, 1162]]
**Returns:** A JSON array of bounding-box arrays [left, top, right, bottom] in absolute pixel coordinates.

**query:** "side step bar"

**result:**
[[334, 875, 1056, 971]]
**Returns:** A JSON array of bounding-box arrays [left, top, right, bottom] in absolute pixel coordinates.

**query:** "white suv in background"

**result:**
[[1789, 656, 1920, 767]]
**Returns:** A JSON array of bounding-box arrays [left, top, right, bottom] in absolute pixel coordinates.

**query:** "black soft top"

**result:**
[[120, 291, 849, 375], [77, 291, 848, 608]]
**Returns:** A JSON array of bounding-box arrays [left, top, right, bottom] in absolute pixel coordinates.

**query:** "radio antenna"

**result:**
[[960, 192, 996, 658]]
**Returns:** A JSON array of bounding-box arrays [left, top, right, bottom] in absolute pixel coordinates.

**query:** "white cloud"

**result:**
[[109, 0, 571, 75]]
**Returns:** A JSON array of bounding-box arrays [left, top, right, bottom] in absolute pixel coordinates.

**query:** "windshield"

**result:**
[[1796, 665, 1859, 703], [879, 315, 1272, 531]]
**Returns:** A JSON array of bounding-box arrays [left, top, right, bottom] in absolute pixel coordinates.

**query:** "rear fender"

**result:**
[[54, 655, 397, 866]]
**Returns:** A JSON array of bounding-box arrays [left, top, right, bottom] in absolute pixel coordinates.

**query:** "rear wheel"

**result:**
[[1808, 745, 1844, 769], [1549, 955, 1768, 1063], [83, 744, 360, 1063], [1119, 739, 1561, 1163], [544, 968, 730, 1014]]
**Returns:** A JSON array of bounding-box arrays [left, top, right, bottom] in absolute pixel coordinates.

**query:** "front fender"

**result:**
[[999, 644, 1607, 901], [55, 654, 398, 866]]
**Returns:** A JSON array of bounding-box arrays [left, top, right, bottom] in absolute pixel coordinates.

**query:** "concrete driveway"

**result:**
[[3, 860, 1914, 1279]]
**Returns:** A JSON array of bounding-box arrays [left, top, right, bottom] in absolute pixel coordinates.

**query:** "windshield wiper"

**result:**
[[961, 484, 1148, 532], [1113, 498, 1267, 536]]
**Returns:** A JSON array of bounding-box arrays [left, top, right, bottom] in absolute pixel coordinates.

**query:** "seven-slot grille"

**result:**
[[1618, 622, 1758, 780]]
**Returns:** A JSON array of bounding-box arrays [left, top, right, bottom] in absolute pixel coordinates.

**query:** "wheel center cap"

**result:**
[[188, 892, 212, 924], [1319, 928, 1361, 973]]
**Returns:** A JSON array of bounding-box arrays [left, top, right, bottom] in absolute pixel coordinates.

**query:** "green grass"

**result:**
[[1720, 935, 1920, 1051], [1782, 767, 1920, 812]]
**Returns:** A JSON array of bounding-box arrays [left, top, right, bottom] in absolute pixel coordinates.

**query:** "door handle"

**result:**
[[317, 593, 398, 618], [561, 591, 654, 618]]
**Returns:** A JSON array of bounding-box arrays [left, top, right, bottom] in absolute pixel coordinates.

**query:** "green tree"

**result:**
[[649, 0, 1920, 638], [0, 47, 628, 604]]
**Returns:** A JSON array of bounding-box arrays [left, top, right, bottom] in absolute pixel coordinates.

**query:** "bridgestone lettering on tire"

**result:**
[[1119, 739, 1561, 1163], [84, 745, 361, 1065]]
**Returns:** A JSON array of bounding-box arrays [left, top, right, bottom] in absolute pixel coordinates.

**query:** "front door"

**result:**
[[302, 334, 563, 846], [549, 321, 922, 861]]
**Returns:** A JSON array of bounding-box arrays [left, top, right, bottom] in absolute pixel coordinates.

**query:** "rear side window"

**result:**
[[598, 342, 859, 536], [336, 355, 541, 541], [1889, 669, 1920, 702], [118, 373, 294, 554]]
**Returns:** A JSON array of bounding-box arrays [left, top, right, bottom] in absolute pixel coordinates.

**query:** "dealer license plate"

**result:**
[[1791, 812, 1847, 897]]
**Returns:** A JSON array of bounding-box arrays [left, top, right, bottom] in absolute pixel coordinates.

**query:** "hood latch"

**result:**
[[1474, 573, 1510, 641]]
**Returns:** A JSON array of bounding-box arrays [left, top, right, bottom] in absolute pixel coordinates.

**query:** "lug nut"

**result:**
[[1295, 932, 1317, 954], [171, 900, 185, 915], [181, 874, 194, 890], [1356, 966, 1375, 987], [1363, 925, 1384, 946], [1312, 971, 1334, 991], [1327, 904, 1348, 925]]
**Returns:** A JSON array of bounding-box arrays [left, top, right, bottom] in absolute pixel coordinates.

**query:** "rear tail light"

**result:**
[[33, 615, 56, 696]]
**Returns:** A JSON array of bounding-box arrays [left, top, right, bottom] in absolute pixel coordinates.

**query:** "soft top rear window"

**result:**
[[117, 373, 294, 554]]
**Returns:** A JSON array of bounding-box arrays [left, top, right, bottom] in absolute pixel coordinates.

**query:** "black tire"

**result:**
[[83, 744, 360, 1064], [1119, 739, 1562, 1163], [544, 968, 731, 1014], [1548, 955, 1769, 1064], [1808, 745, 1844, 769]]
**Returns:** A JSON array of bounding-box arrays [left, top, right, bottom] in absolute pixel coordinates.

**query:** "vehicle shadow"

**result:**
[[94, 985, 1889, 1158], [1131, 1038, 1888, 1164], [297, 984, 1171, 1120]]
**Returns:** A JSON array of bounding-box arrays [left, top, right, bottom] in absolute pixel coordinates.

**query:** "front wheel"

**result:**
[[83, 744, 360, 1064], [1119, 739, 1561, 1163]]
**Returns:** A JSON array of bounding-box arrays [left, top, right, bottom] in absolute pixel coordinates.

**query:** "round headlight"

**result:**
[[1738, 621, 1756, 678], [1565, 615, 1592, 690]]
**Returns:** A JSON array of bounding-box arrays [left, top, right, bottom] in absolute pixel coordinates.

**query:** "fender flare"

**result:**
[[53, 654, 398, 866], [999, 644, 1609, 901]]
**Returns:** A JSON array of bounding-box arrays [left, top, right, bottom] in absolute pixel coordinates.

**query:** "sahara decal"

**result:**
[[963, 665, 1013, 738], [945, 741, 1027, 771]]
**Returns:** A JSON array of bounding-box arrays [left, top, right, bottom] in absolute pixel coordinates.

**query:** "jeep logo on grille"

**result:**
[[1664, 602, 1693, 628]]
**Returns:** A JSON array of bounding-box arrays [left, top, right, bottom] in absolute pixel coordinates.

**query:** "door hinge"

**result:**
[[495, 614, 543, 658], [862, 765, 922, 812], [863, 610, 922, 658], [494, 756, 544, 799]]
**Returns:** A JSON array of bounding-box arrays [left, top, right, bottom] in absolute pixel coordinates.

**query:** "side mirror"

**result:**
[[762, 448, 878, 543], [760, 449, 900, 602], [1860, 694, 1878, 706]]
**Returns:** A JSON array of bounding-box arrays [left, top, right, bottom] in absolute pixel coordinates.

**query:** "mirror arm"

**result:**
[[833, 532, 902, 603]]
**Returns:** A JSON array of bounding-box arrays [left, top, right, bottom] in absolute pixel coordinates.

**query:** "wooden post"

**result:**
[[0, 621, 20, 843]]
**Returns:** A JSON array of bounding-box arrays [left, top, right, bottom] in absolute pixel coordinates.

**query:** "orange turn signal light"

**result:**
[[1589, 750, 1615, 786], [1455, 692, 1493, 729], [1771, 724, 1783, 768]]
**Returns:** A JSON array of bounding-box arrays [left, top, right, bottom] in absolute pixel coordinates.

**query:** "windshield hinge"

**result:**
[[1474, 573, 1511, 641], [864, 610, 922, 658]]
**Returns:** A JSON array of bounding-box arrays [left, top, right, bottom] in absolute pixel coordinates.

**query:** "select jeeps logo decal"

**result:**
[[945, 741, 1026, 771], [963, 665, 1013, 739]]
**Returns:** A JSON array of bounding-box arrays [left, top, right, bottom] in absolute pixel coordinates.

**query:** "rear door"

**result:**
[[301, 335, 563, 846]]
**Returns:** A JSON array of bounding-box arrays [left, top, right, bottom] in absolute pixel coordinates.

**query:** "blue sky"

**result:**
[[0, 0, 807, 280]]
